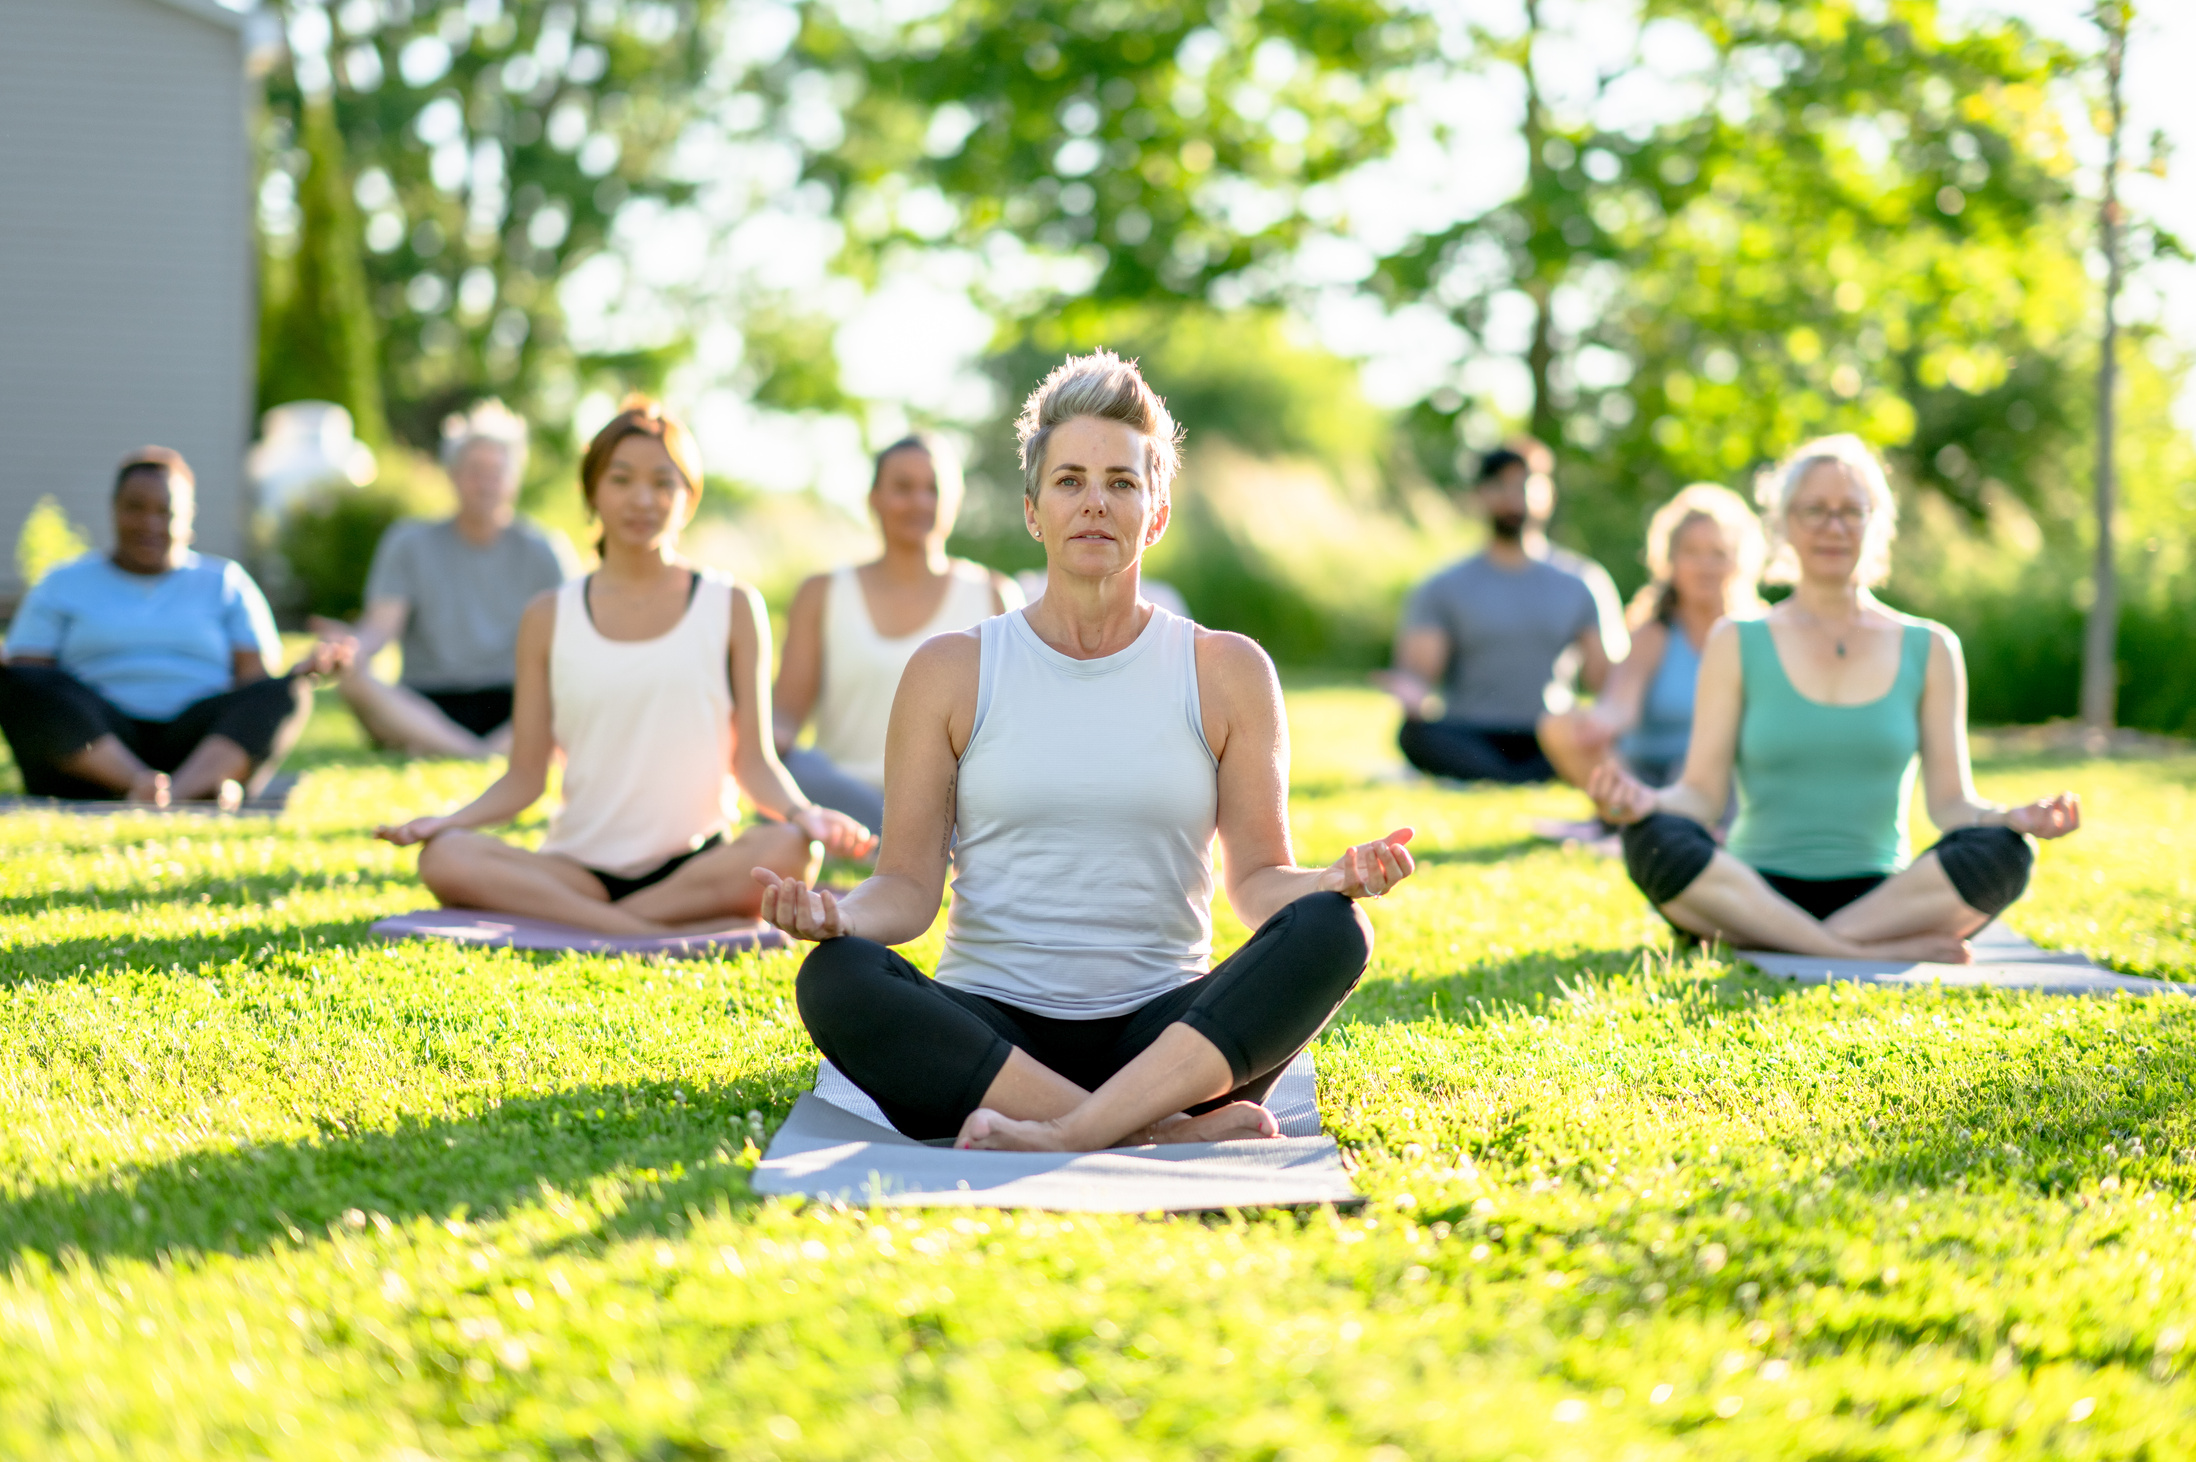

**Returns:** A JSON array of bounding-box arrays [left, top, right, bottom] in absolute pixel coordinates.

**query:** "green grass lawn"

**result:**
[[2, 683, 2194, 1459]]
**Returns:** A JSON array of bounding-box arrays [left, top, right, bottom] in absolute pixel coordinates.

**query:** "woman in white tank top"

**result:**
[[377, 398, 875, 935], [754, 355, 1419, 1151], [772, 435, 1022, 833]]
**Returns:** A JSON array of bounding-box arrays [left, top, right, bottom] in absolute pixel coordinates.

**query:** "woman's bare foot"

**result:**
[[1852, 933, 1974, 965], [956, 1109, 1071, 1151], [214, 778, 245, 812], [126, 771, 171, 806], [1130, 1102, 1281, 1146]]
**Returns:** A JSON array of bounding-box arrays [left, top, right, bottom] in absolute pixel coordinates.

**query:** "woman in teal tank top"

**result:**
[[1587, 435, 2081, 962]]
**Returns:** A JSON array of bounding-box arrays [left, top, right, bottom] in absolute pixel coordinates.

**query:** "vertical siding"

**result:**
[[0, 0, 251, 603]]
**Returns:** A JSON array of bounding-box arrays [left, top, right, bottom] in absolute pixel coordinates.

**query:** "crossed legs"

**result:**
[[338, 668, 509, 760], [1622, 812, 2032, 961], [418, 821, 819, 934], [797, 892, 1373, 1150]]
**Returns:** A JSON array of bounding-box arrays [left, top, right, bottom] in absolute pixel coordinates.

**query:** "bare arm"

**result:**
[[731, 583, 873, 857], [1204, 632, 1415, 930], [1373, 625, 1449, 717], [1916, 625, 2080, 838], [346, 598, 411, 663], [1584, 621, 1668, 739], [375, 593, 556, 842], [756, 632, 973, 944], [771, 573, 830, 755], [1592, 618, 1739, 828], [1573, 620, 1614, 696]]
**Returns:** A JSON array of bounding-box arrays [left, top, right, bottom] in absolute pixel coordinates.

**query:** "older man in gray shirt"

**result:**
[[314, 404, 576, 757], [1378, 442, 1626, 783]]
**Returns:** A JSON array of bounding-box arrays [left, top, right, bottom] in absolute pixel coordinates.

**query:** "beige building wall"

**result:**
[[0, 0, 252, 606]]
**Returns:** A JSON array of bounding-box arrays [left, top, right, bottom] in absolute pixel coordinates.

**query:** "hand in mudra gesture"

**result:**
[[1320, 827, 1417, 899], [753, 869, 853, 941], [1586, 762, 1658, 826], [2005, 792, 2081, 840]]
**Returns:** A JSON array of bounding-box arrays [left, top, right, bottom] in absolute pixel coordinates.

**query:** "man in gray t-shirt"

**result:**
[[1378, 442, 1626, 783], [314, 407, 576, 757]]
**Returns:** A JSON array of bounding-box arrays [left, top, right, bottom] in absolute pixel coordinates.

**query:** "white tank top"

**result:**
[[809, 560, 1007, 788], [539, 571, 734, 878], [935, 606, 1218, 1018]]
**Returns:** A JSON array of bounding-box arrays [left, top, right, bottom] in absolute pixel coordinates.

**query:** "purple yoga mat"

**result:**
[[370, 908, 789, 959]]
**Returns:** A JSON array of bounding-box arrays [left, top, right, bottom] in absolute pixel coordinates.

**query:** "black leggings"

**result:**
[[796, 892, 1373, 1141], [1619, 811, 2035, 920], [1398, 719, 1553, 784], [0, 663, 311, 799]]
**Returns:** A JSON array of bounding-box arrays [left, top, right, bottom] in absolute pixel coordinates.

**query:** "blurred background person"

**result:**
[[0, 448, 340, 806], [1591, 435, 2079, 959], [1538, 483, 1767, 793], [1375, 439, 1627, 784], [375, 399, 872, 933], [772, 433, 1022, 832], [315, 402, 575, 758]]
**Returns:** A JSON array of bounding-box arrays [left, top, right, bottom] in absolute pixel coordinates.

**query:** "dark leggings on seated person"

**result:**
[[1619, 811, 2035, 921], [0, 663, 310, 799], [420, 686, 516, 738], [1397, 719, 1553, 784], [796, 892, 1373, 1141]]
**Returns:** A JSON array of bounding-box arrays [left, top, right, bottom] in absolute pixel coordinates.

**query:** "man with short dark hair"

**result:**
[[1376, 440, 1627, 783]]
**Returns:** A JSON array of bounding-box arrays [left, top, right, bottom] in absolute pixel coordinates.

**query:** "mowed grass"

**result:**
[[2, 683, 2194, 1459]]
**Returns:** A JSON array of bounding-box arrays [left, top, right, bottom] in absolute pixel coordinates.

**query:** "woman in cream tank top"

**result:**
[[773, 435, 1020, 833], [377, 397, 875, 934], [753, 353, 1417, 1152]]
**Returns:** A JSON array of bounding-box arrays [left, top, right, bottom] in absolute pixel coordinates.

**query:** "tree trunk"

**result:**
[[1518, 0, 1562, 450], [2080, 2, 2127, 733]]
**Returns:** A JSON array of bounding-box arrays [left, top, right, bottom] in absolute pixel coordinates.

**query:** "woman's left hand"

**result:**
[[1320, 827, 1416, 900], [293, 639, 353, 679], [2005, 793, 2081, 840], [790, 804, 878, 861]]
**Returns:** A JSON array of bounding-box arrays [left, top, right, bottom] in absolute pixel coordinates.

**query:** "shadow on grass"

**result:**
[[0, 915, 398, 985], [0, 1076, 815, 1266]]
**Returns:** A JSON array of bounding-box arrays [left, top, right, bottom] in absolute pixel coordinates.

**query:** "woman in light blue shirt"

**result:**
[[1539, 483, 1767, 792], [0, 448, 343, 805]]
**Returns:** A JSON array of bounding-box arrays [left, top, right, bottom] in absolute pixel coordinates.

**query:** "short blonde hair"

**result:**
[[1630, 482, 1767, 625], [1015, 351, 1183, 503], [1756, 433, 1898, 587]]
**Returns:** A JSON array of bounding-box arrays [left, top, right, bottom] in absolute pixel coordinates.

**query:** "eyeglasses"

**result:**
[[1789, 504, 1870, 531]]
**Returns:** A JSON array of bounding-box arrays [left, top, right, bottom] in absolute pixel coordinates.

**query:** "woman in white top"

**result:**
[[772, 434, 1022, 833], [376, 399, 874, 934], [754, 353, 1417, 1151]]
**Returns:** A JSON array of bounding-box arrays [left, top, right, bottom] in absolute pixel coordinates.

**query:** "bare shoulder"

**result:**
[[1701, 615, 1746, 655], [519, 586, 561, 629], [904, 625, 982, 696], [1194, 628, 1281, 708], [790, 571, 832, 610]]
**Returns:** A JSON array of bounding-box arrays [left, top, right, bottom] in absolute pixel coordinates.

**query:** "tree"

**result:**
[[261, 94, 389, 444], [257, 0, 728, 448], [1375, 0, 2098, 574], [773, 0, 1434, 315], [2080, 0, 2128, 733]]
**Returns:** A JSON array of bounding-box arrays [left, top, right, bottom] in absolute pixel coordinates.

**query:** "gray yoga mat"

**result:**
[[753, 1051, 1361, 1212], [370, 908, 788, 959], [0, 771, 298, 818], [1739, 921, 2190, 997]]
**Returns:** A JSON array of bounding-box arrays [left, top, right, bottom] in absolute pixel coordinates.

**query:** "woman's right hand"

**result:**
[[376, 815, 459, 846], [1586, 762, 1658, 826], [753, 869, 853, 941]]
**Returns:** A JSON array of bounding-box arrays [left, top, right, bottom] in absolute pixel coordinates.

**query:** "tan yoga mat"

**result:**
[[1739, 921, 2190, 997], [752, 1052, 1361, 1212]]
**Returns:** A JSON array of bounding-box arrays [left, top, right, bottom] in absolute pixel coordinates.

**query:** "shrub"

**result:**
[[275, 451, 451, 621], [14, 496, 91, 588]]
